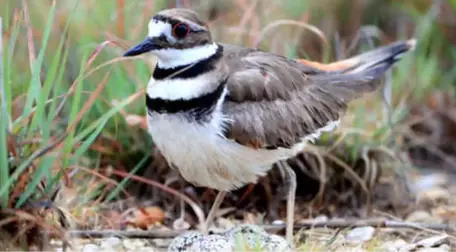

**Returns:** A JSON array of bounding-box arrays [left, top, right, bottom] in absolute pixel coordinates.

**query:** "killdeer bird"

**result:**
[[123, 8, 415, 243]]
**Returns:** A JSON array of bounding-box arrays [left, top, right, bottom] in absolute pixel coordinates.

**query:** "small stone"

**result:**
[[123, 239, 146, 251], [314, 215, 329, 222], [172, 218, 190, 230], [412, 173, 448, 192], [345, 226, 376, 243], [104, 237, 122, 247], [382, 239, 408, 252], [50, 239, 63, 246], [82, 244, 99, 252], [100, 237, 122, 249], [405, 210, 432, 222], [272, 219, 285, 225]]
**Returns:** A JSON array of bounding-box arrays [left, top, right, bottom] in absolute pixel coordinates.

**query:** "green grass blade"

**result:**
[[21, 2, 57, 120], [0, 17, 10, 208], [104, 154, 150, 203], [15, 155, 57, 208], [69, 118, 108, 165], [60, 53, 88, 170], [3, 14, 20, 119], [0, 137, 59, 205], [44, 117, 109, 194], [28, 30, 69, 135]]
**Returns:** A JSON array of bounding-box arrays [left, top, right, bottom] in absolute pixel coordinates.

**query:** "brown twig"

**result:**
[[108, 170, 206, 226], [264, 219, 456, 234], [68, 229, 185, 239], [66, 219, 456, 239]]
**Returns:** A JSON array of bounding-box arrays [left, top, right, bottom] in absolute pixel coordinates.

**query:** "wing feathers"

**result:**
[[222, 40, 415, 148]]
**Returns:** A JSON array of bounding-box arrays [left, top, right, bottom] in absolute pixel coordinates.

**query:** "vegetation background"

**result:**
[[0, 0, 455, 250]]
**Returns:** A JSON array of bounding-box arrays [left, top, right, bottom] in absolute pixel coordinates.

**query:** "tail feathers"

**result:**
[[309, 39, 416, 95], [296, 39, 416, 77], [342, 39, 416, 76]]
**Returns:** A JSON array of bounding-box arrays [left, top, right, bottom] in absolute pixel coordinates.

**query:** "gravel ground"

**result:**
[[52, 225, 452, 252]]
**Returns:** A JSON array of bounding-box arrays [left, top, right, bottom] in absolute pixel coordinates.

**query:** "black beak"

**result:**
[[123, 38, 158, 57]]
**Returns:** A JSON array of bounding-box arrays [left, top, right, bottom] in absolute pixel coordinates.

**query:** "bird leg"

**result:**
[[202, 190, 227, 235], [279, 161, 296, 245]]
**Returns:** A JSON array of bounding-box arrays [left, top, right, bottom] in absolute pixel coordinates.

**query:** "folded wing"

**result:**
[[221, 40, 415, 148]]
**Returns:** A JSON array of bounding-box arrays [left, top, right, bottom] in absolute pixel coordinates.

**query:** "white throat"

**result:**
[[154, 43, 218, 69]]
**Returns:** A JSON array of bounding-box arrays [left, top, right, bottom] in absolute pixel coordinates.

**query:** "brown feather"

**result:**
[[221, 40, 415, 148]]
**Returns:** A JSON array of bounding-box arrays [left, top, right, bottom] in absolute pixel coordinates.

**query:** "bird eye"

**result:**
[[172, 23, 190, 39]]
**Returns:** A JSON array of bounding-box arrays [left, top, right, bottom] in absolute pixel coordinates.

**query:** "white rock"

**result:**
[[314, 215, 329, 222], [173, 218, 191, 231], [82, 244, 99, 252], [100, 237, 122, 249], [345, 226, 376, 242], [272, 219, 285, 225]]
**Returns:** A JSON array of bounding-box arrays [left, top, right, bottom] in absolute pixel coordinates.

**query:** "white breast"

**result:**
[[146, 106, 292, 191]]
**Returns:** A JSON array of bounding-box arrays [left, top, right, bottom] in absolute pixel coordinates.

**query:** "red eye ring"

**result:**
[[172, 23, 190, 39]]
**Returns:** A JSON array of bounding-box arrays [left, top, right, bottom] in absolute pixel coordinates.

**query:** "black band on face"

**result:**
[[152, 45, 223, 80], [153, 15, 206, 32], [146, 78, 227, 121]]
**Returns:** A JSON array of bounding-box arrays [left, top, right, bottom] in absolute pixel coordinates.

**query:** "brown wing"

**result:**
[[221, 40, 414, 148]]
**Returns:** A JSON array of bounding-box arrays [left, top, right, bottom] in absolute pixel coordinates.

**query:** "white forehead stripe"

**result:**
[[148, 20, 172, 38]]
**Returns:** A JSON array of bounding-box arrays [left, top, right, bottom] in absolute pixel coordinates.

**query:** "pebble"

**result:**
[[82, 244, 99, 252], [405, 210, 432, 222], [345, 226, 376, 243]]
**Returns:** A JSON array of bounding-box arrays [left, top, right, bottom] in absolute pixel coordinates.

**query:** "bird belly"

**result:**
[[146, 112, 291, 191]]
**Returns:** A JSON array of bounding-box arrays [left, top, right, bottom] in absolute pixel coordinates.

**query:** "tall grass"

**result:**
[[0, 0, 148, 209]]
